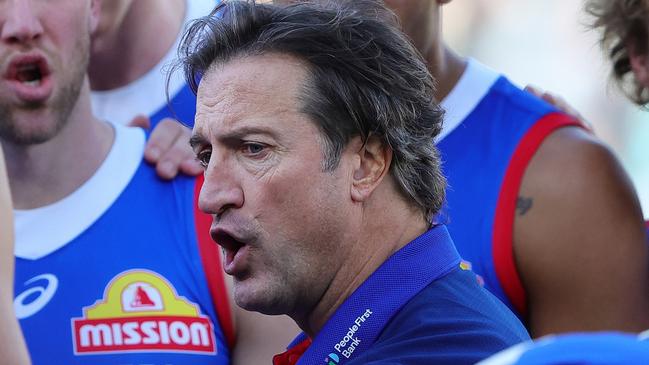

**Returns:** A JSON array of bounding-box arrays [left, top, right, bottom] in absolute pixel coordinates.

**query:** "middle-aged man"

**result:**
[[185, 1, 530, 364]]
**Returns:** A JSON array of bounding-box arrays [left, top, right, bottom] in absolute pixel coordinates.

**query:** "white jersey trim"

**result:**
[[90, 0, 217, 126], [14, 124, 145, 260], [438, 59, 501, 143]]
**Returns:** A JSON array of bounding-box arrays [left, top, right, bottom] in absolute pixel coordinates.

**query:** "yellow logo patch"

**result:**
[[72, 269, 216, 355]]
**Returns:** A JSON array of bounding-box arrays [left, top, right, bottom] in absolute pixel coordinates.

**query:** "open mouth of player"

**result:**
[[4, 55, 53, 103], [212, 230, 249, 275], [16, 63, 45, 85]]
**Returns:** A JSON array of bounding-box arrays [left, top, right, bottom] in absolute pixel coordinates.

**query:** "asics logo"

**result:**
[[14, 274, 59, 319]]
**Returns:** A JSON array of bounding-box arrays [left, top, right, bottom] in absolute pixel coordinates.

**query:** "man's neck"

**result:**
[[426, 44, 467, 102], [3, 86, 114, 210], [298, 193, 430, 338], [88, 0, 186, 91]]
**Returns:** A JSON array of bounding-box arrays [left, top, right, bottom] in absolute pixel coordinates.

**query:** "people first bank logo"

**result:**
[[325, 308, 373, 364], [326, 353, 341, 365], [71, 270, 216, 355]]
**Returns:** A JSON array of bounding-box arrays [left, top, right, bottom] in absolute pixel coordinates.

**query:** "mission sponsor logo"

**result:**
[[71, 270, 216, 355]]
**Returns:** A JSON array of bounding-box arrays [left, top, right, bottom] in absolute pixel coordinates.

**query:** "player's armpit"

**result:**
[[515, 126, 649, 337]]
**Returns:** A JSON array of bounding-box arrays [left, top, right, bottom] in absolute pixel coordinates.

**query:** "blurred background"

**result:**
[[443, 0, 649, 217]]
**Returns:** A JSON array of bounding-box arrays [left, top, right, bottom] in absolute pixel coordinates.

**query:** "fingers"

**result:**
[[143, 118, 184, 164], [128, 114, 151, 129], [143, 118, 200, 180], [525, 84, 561, 106], [524, 85, 543, 98], [156, 132, 199, 179], [524, 84, 586, 122], [180, 157, 204, 177]]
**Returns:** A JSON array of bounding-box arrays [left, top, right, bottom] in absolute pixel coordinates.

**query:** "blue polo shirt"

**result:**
[[274, 225, 530, 365]]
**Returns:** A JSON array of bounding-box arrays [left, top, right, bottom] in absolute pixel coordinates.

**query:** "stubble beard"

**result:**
[[0, 36, 89, 146], [232, 250, 298, 315], [233, 238, 334, 323]]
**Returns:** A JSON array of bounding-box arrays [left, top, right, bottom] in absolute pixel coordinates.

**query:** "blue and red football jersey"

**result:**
[[14, 125, 232, 364], [436, 59, 584, 318]]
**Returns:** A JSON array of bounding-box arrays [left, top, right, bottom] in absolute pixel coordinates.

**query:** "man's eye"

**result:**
[[242, 143, 266, 155], [196, 150, 211, 167]]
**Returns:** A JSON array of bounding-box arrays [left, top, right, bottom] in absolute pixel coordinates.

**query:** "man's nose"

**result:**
[[1, 0, 44, 45], [198, 164, 245, 217]]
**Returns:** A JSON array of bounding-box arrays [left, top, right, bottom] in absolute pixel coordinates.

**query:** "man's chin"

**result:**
[[0, 109, 67, 146], [233, 281, 289, 315], [0, 125, 62, 146]]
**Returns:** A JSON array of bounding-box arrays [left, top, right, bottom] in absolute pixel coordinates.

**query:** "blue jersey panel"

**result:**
[[151, 83, 198, 129], [480, 333, 649, 365], [15, 164, 230, 365], [437, 76, 557, 314], [517, 334, 649, 365], [347, 268, 530, 365]]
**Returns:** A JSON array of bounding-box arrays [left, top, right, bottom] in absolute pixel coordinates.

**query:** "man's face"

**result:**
[[192, 54, 357, 316], [0, 0, 99, 145]]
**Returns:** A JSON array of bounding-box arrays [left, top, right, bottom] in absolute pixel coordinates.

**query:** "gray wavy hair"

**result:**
[[178, 0, 446, 221]]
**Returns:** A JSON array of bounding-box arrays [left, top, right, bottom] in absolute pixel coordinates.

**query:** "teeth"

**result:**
[[15, 63, 43, 83], [23, 79, 41, 87]]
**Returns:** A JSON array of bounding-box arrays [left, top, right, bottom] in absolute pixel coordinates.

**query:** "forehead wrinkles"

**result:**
[[199, 75, 270, 117], [196, 54, 310, 130]]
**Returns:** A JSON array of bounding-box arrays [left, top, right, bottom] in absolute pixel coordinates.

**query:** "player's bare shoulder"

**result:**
[[515, 125, 649, 335]]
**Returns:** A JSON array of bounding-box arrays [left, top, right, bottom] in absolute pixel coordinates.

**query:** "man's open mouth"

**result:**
[[211, 229, 250, 275], [213, 231, 246, 254], [3, 54, 53, 103], [7, 56, 50, 87], [15, 63, 44, 86]]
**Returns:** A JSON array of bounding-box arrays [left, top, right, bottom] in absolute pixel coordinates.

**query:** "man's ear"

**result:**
[[89, 0, 102, 35], [350, 135, 392, 203], [628, 41, 649, 88]]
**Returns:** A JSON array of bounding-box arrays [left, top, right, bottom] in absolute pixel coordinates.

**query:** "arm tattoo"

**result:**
[[516, 196, 533, 216]]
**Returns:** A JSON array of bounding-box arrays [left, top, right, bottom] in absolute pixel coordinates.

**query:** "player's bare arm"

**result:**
[[0, 146, 30, 365], [515, 126, 649, 336]]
